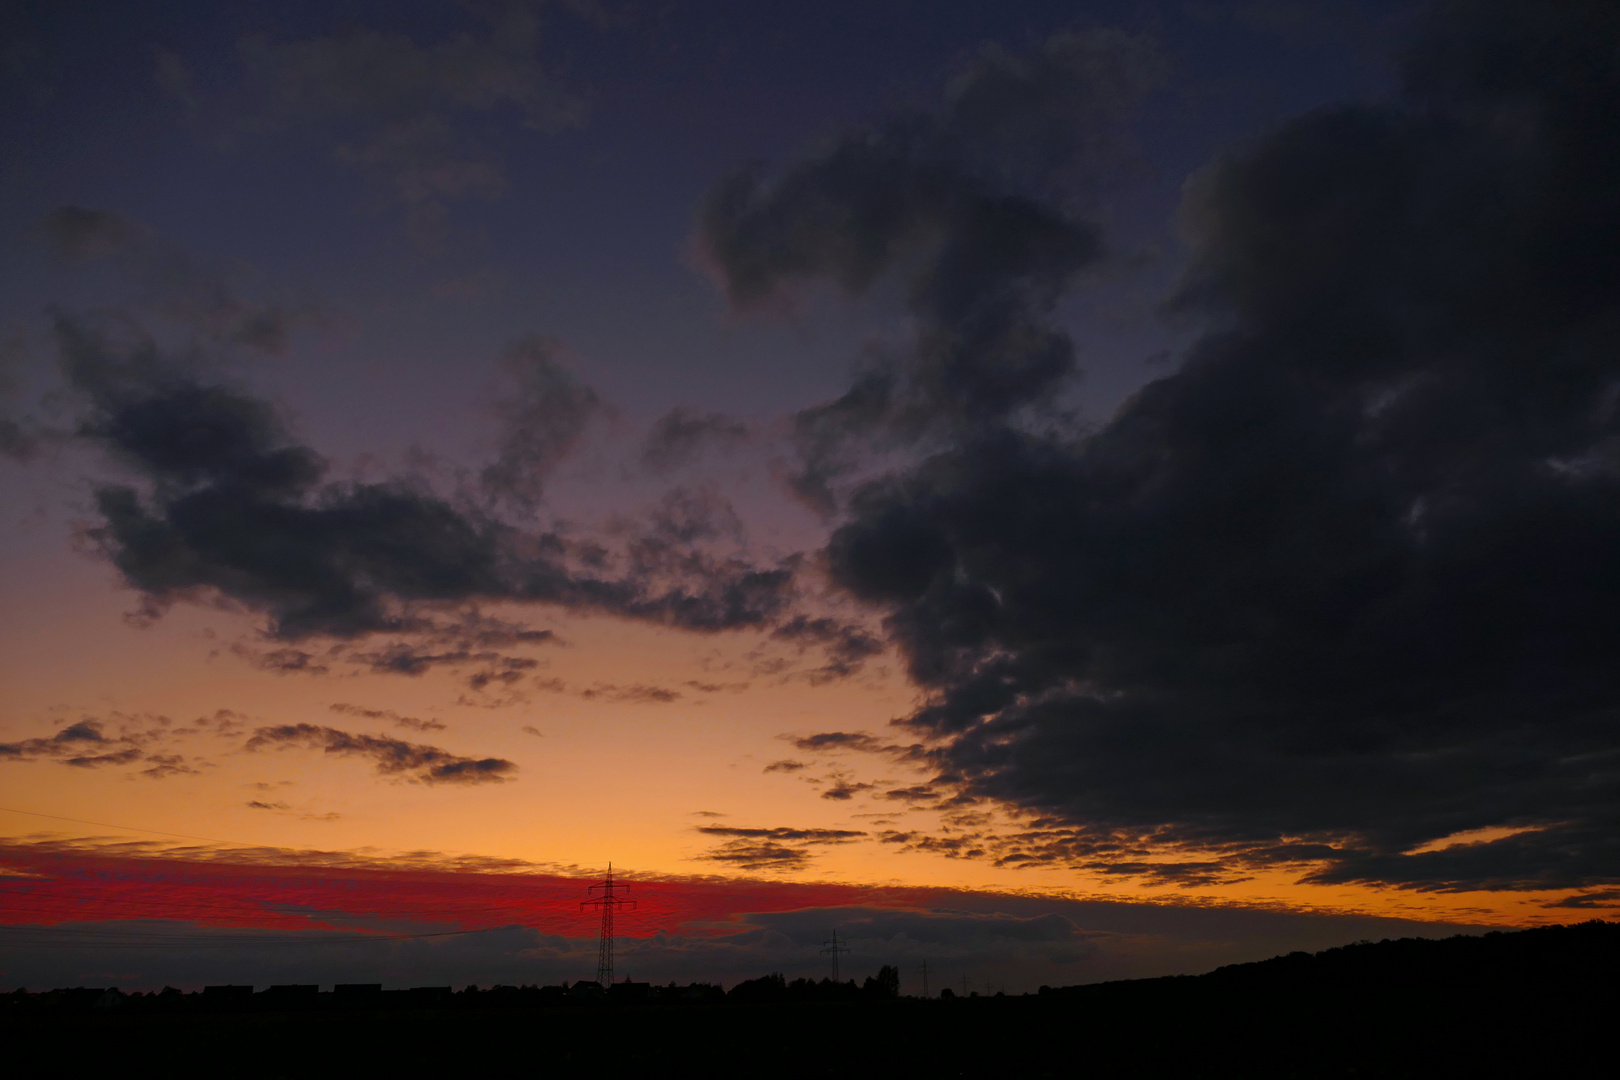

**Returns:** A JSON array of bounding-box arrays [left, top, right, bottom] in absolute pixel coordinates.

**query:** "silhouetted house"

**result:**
[[42, 988, 113, 1011], [486, 985, 541, 1006], [334, 984, 382, 998], [570, 980, 605, 1000], [202, 985, 254, 1007], [608, 980, 650, 1003], [259, 985, 319, 1010]]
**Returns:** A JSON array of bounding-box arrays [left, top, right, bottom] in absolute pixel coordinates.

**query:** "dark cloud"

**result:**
[[337, 644, 541, 688], [329, 703, 446, 733], [698, 840, 811, 872], [157, 709, 247, 740], [879, 784, 941, 805], [239, 799, 341, 821], [236, 645, 331, 675], [747, 905, 1093, 954], [639, 407, 752, 475], [788, 731, 893, 755], [236, 613, 558, 679], [684, 679, 750, 694], [57, 315, 800, 643], [814, 1, 1620, 893], [695, 825, 866, 872], [431, 610, 559, 649], [770, 615, 884, 681], [468, 657, 541, 692], [1543, 890, 1620, 911], [346, 645, 481, 676], [578, 682, 680, 704], [877, 830, 988, 862], [480, 337, 606, 513], [695, 29, 1161, 513], [821, 776, 875, 801], [533, 678, 683, 704], [138, 753, 199, 780], [244, 724, 515, 786], [763, 759, 806, 774], [635, 485, 747, 548], [0, 720, 140, 768], [0, 716, 206, 776], [697, 826, 865, 843]]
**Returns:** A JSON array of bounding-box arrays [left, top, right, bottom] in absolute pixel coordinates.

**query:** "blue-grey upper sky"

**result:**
[[1, 1, 1413, 448]]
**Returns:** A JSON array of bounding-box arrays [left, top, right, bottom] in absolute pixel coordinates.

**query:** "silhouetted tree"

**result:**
[[862, 966, 900, 1000], [727, 972, 786, 1003]]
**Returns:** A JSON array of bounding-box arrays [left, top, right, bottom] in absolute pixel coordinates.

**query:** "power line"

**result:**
[[0, 804, 247, 847]]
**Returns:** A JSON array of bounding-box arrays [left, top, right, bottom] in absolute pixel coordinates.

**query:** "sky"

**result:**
[[3, 0, 1619, 993]]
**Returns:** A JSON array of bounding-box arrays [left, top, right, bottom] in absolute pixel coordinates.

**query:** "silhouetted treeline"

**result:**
[[0, 965, 907, 1014], [726, 965, 899, 1003], [0, 978, 733, 1014], [3, 923, 1614, 1077]]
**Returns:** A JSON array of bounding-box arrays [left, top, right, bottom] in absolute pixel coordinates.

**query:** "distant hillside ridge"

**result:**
[[1040, 919, 1620, 997]]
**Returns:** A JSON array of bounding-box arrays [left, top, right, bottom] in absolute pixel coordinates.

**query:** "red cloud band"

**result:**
[[0, 843, 940, 937]]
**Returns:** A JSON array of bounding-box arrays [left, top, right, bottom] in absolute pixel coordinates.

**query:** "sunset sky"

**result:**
[[4, 0, 1618, 992]]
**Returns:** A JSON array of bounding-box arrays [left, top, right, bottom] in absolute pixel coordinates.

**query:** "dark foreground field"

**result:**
[[5, 921, 1613, 1078]]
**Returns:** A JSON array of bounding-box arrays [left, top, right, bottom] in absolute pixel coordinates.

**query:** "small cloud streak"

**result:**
[[695, 825, 866, 872], [244, 725, 515, 785], [330, 703, 446, 733]]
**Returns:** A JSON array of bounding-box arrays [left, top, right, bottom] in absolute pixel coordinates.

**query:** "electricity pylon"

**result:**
[[820, 928, 850, 982], [581, 863, 635, 986]]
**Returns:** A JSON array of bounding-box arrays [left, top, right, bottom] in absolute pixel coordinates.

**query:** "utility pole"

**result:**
[[820, 929, 850, 982], [581, 863, 635, 986]]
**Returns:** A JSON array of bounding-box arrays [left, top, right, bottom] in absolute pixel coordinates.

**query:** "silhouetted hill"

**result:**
[[1041, 918, 1620, 998], [3, 921, 1612, 1077]]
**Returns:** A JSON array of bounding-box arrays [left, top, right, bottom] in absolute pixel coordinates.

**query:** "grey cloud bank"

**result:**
[[719, 0, 1620, 896]]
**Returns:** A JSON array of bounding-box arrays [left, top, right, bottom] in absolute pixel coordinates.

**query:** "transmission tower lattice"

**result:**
[[581, 863, 635, 986], [821, 928, 850, 982]]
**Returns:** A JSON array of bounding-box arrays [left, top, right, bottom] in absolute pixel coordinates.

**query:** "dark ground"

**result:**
[[4, 921, 1613, 1078]]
